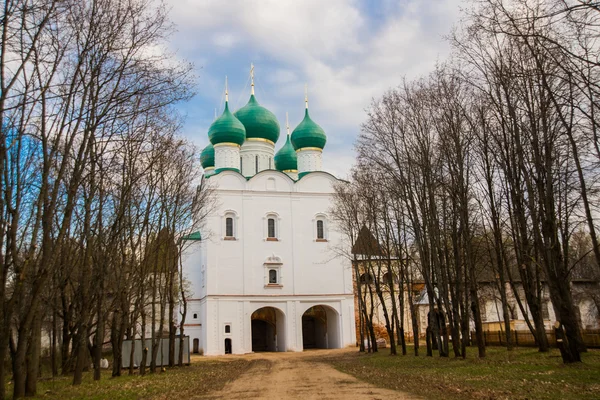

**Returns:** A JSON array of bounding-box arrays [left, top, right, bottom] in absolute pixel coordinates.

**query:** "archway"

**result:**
[[192, 338, 199, 354], [251, 307, 286, 352], [302, 305, 341, 350]]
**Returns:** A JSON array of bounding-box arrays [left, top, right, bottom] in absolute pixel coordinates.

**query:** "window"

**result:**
[[225, 325, 231, 333], [542, 301, 550, 320], [382, 272, 397, 286], [268, 218, 276, 238], [223, 211, 238, 240], [193, 313, 197, 319], [264, 255, 283, 288], [317, 220, 324, 239], [240, 157, 243, 174], [315, 214, 328, 241], [269, 269, 278, 284], [480, 302, 487, 322], [509, 304, 518, 320], [265, 213, 279, 241], [255, 155, 259, 174], [226, 217, 234, 237], [359, 273, 373, 285]]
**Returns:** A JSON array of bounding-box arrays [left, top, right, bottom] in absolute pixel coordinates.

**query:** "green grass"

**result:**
[[5, 358, 257, 400], [321, 346, 600, 400]]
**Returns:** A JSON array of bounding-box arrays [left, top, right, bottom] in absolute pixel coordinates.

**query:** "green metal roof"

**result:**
[[200, 143, 215, 168], [291, 109, 327, 150], [182, 231, 202, 241], [208, 101, 246, 146], [274, 134, 297, 171], [234, 95, 280, 144]]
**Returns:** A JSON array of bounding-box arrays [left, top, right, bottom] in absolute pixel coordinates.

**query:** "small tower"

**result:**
[[208, 77, 246, 173], [200, 143, 216, 177], [274, 112, 298, 180], [291, 85, 327, 178], [235, 64, 280, 177]]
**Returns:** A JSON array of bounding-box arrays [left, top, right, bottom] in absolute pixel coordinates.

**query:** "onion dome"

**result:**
[[200, 143, 214, 169], [291, 109, 327, 150], [274, 135, 297, 171], [208, 102, 246, 146], [234, 95, 280, 144]]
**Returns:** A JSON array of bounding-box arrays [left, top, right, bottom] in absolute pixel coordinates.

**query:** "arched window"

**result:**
[[223, 211, 238, 240], [317, 220, 324, 239], [193, 313, 197, 319], [269, 269, 278, 284], [382, 272, 397, 286], [226, 217, 234, 237], [268, 218, 276, 238], [255, 155, 259, 174], [359, 273, 374, 285], [315, 214, 328, 241], [265, 213, 279, 241]]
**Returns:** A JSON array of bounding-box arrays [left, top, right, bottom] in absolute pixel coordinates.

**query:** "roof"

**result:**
[[182, 231, 201, 241], [234, 95, 280, 144], [208, 102, 246, 146], [352, 226, 383, 256], [291, 109, 327, 150]]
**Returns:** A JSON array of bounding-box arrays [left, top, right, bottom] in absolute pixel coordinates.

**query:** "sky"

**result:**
[[165, 0, 463, 179]]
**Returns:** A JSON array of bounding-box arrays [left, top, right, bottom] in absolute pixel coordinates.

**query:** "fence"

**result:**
[[472, 329, 600, 349], [122, 336, 190, 368]]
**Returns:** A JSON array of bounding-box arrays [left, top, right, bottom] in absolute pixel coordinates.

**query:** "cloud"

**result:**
[[166, 0, 463, 175]]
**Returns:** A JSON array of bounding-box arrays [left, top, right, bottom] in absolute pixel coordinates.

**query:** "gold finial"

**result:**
[[304, 84, 308, 109], [286, 112, 290, 136], [225, 76, 229, 102], [250, 63, 255, 95]]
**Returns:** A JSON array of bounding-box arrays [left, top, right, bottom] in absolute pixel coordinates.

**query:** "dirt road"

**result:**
[[200, 349, 420, 400]]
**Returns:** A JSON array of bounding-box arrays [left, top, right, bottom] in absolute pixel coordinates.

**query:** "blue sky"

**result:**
[[166, 0, 463, 178]]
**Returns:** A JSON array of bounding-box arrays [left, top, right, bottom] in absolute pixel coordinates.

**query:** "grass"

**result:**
[[5, 357, 258, 400], [320, 346, 600, 400]]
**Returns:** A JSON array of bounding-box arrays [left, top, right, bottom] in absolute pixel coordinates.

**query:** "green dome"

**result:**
[[274, 135, 297, 171], [208, 102, 246, 146], [291, 109, 327, 150], [200, 143, 214, 168], [234, 95, 280, 143]]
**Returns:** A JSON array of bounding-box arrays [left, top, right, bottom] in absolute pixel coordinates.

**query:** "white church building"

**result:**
[[180, 72, 356, 355]]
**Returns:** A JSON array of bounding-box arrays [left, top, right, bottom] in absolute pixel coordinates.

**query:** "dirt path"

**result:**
[[200, 349, 420, 400]]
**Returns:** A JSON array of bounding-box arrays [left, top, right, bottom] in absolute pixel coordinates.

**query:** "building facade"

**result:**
[[181, 74, 355, 355]]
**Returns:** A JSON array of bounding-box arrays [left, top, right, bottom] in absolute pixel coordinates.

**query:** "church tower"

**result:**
[[291, 86, 327, 178], [235, 64, 280, 177], [208, 78, 246, 173], [274, 112, 298, 180]]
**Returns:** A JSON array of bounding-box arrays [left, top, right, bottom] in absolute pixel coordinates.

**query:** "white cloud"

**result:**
[[166, 0, 463, 176]]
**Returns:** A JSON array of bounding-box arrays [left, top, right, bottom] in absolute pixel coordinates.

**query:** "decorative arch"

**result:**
[[263, 211, 281, 241], [263, 254, 283, 287], [221, 209, 239, 239], [313, 213, 328, 241]]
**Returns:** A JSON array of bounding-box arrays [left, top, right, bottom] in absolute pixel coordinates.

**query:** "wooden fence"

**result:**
[[473, 329, 600, 349]]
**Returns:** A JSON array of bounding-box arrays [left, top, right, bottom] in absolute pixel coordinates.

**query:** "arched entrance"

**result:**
[[302, 305, 341, 350], [251, 307, 286, 352]]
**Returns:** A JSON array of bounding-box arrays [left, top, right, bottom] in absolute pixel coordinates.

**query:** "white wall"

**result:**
[[181, 170, 356, 355]]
